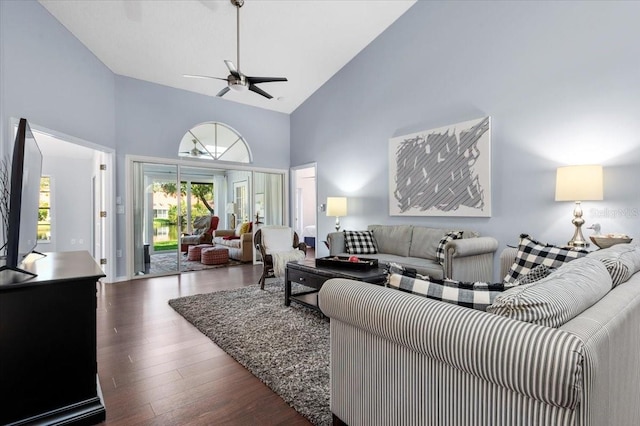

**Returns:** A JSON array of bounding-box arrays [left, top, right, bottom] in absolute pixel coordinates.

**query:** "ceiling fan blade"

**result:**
[[224, 60, 241, 78], [248, 84, 273, 100], [216, 86, 231, 97], [246, 76, 288, 84], [183, 74, 228, 81]]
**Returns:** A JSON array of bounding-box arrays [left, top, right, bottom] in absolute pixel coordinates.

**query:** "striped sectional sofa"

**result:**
[[318, 243, 640, 426]]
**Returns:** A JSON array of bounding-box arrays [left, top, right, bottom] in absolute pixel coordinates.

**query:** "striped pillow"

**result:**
[[503, 234, 588, 285], [388, 273, 505, 311], [586, 243, 640, 287], [488, 256, 611, 327]]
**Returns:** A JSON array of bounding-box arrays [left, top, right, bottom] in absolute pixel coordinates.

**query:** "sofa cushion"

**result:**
[[488, 256, 612, 327], [388, 273, 505, 311], [408, 227, 447, 260], [261, 226, 294, 253], [408, 227, 478, 261], [503, 234, 589, 285], [344, 230, 378, 255], [586, 243, 640, 287], [436, 231, 463, 265], [368, 225, 411, 257]]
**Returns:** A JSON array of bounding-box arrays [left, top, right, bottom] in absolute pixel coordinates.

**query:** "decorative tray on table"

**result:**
[[316, 256, 379, 271]]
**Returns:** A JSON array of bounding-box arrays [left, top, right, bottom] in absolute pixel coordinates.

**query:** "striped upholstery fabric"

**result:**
[[488, 257, 612, 328], [319, 280, 585, 410], [320, 269, 640, 426], [586, 243, 640, 287]]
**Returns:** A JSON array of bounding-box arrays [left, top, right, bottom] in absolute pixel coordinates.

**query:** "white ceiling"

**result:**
[[39, 0, 416, 114]]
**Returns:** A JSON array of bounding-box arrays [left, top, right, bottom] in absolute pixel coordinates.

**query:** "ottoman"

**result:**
[[201, 246, 229, 265], [187, 244, 212, 261]]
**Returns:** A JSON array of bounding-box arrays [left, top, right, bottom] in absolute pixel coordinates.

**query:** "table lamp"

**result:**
[[226, 202, 236, 229], [326, 197, 347, 231], [555, 165, 603, 248]]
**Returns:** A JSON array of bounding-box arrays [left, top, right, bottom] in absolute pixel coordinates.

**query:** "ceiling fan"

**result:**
[[180, 136, 208, 157], [184, 0, 287, 100]]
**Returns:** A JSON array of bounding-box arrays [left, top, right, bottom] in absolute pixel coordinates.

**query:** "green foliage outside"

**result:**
[[152, 181, 214, 250], [154, 241, 178, 251]]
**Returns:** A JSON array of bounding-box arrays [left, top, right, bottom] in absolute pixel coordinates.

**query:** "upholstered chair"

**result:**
[[180, 215, 219, 252], [254, 226, 306, 289]]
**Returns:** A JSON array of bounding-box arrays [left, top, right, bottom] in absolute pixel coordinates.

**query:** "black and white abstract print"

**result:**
[[389, 117, 491, 217]]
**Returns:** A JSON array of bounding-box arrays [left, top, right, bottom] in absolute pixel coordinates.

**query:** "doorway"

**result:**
[[16, 120, 115, 282], [291, 164, 317, 258]]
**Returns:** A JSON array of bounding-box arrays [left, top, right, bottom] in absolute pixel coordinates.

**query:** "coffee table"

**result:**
[[285, 259, 387, 310]]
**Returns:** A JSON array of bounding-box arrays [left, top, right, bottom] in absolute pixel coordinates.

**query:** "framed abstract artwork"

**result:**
[[389, 116, 491, 217]]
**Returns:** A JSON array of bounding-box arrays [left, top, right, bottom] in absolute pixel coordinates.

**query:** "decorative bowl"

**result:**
[[589, 235, 633, 249]]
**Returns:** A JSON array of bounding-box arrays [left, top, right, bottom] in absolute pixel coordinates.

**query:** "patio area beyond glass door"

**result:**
[[132, 162, 180, 276]]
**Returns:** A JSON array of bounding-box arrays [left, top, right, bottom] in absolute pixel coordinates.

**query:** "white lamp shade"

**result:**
[[555, 165, 603, 201], [326, 197, 347, 217], [226, 202, 236, 213]]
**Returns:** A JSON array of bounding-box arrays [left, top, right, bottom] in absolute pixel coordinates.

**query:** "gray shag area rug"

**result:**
[[168, 279, 330, 426]]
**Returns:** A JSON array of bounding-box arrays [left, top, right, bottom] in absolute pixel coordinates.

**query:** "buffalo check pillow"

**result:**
[[503, 234, 588, 285], [388, 272, 506, 311], [436, 231, 464, 265], [344, 230, 378, 255]]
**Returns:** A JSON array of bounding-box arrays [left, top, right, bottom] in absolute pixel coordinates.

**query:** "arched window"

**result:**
[[178, 122, 252, 163]]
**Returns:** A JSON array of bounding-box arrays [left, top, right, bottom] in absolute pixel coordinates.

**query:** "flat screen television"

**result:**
[[0, 118, 43, 284]]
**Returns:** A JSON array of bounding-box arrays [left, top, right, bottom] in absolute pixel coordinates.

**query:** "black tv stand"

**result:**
[[0, 251, 106, 425]]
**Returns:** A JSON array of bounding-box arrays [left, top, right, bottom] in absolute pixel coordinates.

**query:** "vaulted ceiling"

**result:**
[[39, 0, 416, 114]]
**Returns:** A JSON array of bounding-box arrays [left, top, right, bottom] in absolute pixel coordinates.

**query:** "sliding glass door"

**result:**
[[132, 162, 180, 276], [129, 158, 287, 278]]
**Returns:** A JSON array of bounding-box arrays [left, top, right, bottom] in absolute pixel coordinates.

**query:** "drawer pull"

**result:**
[[298, 277, 305, 282]]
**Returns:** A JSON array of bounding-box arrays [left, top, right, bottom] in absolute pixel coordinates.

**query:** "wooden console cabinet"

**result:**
[[0, 251, 106, 425]]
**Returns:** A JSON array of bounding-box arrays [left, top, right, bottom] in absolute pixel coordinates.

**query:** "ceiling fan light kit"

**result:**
[[184, 0, 286, 100]]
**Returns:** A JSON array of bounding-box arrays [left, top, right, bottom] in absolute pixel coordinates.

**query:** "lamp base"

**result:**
[[334, 217, 341, 232], [567, 201, 589, 248]]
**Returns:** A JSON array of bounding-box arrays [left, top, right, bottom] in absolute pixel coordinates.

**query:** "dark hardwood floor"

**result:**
[[96, 259, 313, 425]]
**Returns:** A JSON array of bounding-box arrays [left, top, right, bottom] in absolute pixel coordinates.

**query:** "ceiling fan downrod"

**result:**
[[232, 0, 244, 72]]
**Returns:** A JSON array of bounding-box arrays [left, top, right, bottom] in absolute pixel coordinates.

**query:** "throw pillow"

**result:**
[[488, 256, 612, 328], [512, 264, 554, 286], [436, 231, 463, 265], [239, 222, 251, 235], [234, 223, 244, 237], [344, 230, 378, 255], [598, 258, 630, 288], [388, 273, 505, 311], [586, 243, 640, 287], [386, 262, 430, 281], [503, 234, 588, 285]]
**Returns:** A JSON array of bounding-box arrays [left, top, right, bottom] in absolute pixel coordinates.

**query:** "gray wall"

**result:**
[[291, 1, 640, 279], [0, 0, 116, 154], [37, 154, 94, 254], [1, 1, 290, 278]]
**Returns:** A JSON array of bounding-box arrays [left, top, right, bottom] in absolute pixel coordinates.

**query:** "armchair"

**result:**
[[254, 226, 307, 289], [180, 215, 219, 252]]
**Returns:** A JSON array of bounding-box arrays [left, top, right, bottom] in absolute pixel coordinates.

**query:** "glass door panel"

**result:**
[[132, 161, 180, 276]]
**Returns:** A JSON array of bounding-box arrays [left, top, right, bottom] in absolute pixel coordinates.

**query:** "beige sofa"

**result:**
[[213, 229, 253, 262], [319, 243, 640, 425], [328, 224, 498, 282]]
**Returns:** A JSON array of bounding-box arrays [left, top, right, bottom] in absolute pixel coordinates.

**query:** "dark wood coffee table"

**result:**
[[285, 259, 387, 310]]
